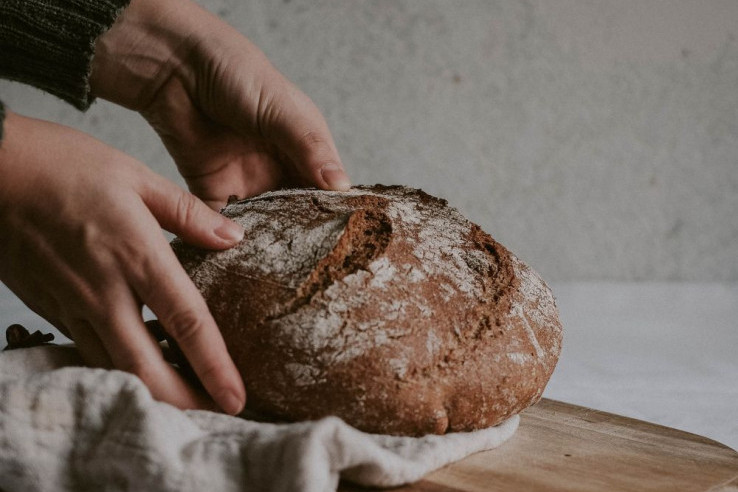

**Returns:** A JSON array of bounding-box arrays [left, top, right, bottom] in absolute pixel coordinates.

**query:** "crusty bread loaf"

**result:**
[[172, 185, 562, 436]]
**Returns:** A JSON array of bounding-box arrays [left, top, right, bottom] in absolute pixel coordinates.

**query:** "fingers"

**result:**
[[266, 90, 351, 191], [232, 79, 351, 191], [0, 112, 230, 413], [180, 139, 287, 210], [140, 172, 244, 248], [127, 227, 246, 415], [84, 291, 214, 411], [127, 166, 245, 414], [63, 319, 113, 369]]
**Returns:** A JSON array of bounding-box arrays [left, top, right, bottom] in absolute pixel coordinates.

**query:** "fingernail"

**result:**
[[215, 220, 244, 244], [221, 390, 245, 415], [320, 163, 351, 191]]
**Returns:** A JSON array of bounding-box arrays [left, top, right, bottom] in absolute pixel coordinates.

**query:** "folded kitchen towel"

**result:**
[[0, 346, 518, 492]]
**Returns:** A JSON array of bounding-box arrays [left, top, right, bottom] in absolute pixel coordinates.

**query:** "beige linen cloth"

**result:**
[[0, 346, 518, 492]]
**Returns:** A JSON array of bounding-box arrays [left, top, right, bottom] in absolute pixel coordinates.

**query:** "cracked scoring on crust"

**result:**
[[171, 185, 562, 436]]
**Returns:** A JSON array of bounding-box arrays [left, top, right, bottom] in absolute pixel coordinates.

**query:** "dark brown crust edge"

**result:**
[[172, 185, 563, 436]]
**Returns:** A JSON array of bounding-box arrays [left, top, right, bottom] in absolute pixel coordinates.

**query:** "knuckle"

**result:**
[[297, 129, 328, 150], [196, 359, 228, 388], [161, 308, 206, 345], [122, 248, 158, 301], [78, 219, 103, 251], [174, 192, 200, 228], [118, 235, 149, 271]]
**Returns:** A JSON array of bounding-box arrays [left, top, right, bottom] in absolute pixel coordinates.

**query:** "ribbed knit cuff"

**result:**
[[0, 0, 131, 111], [0, 100, 5, 143]]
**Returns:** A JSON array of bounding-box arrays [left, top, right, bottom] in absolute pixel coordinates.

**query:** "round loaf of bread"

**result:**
[[172, 185, 562, 436]]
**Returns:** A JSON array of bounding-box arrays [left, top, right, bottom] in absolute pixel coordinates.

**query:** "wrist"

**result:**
[[89, 0, 200, 111], [0, 111, 29, 209]]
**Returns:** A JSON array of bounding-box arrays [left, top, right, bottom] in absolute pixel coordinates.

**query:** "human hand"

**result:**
[[0, 111, 246, 414], [90, 0, 350, 209]]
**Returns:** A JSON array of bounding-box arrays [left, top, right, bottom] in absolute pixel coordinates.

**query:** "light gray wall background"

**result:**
[[1, 0, 736, 281]]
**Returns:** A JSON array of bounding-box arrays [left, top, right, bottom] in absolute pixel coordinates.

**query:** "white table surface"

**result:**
[[544, 282, 738, 452], [1, 281, 736, 451]]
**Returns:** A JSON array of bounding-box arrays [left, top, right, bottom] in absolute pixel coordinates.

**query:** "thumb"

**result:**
[[141, 173, 244, 249], [272, 103, 351, 191], [235, 80, 351, 191]]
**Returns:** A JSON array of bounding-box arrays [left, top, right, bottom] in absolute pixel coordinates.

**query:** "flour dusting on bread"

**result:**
[[173, 185, 562, 436]]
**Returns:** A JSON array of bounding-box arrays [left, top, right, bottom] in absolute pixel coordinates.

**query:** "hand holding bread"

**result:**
[[90, 0, 350, 210], [0, 0, 350, 414], [0, 112, 248, 414]]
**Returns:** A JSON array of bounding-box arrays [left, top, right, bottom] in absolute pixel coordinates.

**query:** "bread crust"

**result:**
[[172, 185, 562, 436]]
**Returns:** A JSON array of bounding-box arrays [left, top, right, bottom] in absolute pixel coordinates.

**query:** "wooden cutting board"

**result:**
[[340, 399, 738, 492]]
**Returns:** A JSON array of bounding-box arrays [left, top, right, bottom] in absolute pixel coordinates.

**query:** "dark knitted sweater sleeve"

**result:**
[[0, 0, 131, 140], [0, 101, 4, 141]]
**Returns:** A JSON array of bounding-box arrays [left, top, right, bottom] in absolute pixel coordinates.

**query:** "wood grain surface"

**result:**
[[340, 399, 738, 492]]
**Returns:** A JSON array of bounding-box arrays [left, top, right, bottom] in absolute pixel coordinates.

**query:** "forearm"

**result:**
[[89, 0, 251, 112], [89, 0, 194, 111]]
